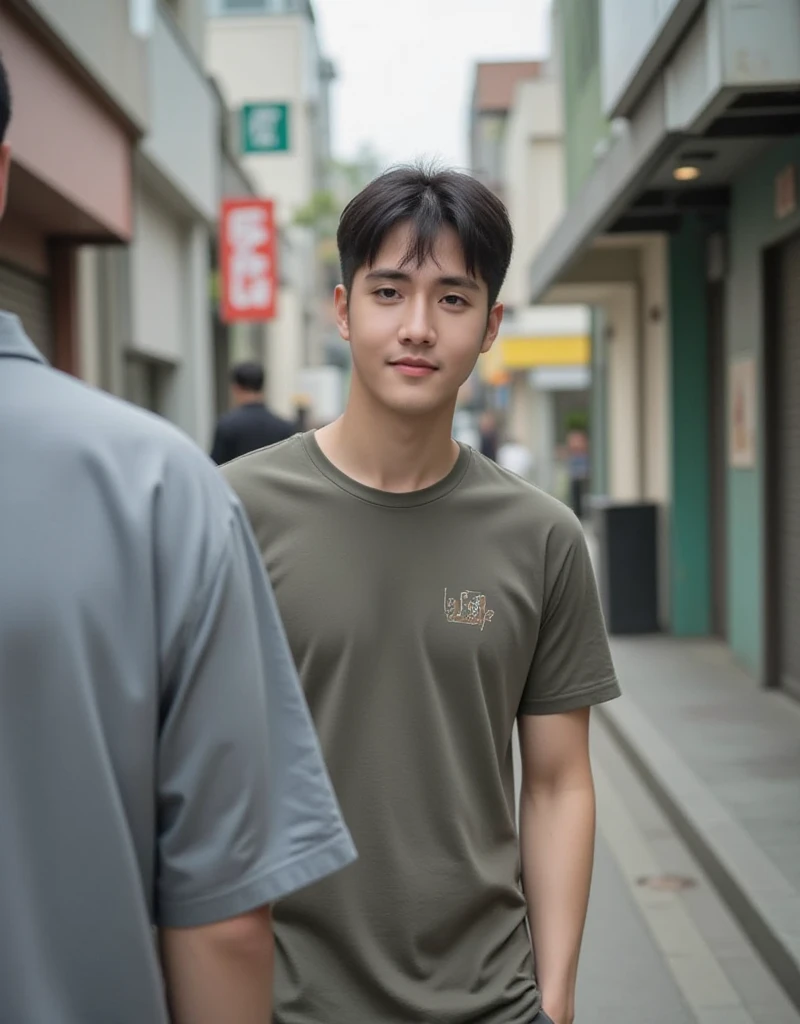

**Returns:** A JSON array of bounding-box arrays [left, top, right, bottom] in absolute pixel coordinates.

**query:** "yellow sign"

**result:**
[[501, 335, 590, 368]]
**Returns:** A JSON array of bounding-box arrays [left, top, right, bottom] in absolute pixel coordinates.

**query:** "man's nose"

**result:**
[[400, 296, 436, 345]]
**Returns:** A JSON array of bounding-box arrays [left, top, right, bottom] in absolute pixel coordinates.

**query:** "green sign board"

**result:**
[[241, 103, 290, 154]]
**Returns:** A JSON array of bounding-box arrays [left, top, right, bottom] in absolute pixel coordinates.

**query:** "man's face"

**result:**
[[335, 223, 503, 418], [0, 143, 10, 219]]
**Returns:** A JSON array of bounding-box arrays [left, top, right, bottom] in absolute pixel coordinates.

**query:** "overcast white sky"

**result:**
[[312, 0, 552, 171]]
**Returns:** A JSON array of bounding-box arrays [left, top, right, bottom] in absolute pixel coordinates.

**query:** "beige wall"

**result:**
[[77, 249, 102, 388], [605, 284, 640, 502], [508, 375, 536, 447], [268, 283, 304, 419], [503, 78, 564, 308], [131, 185, 187, 364], [206, 17, 313, 225]]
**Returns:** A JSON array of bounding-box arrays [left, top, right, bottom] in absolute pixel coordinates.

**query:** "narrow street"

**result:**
[[515, 720, 800, 1024]]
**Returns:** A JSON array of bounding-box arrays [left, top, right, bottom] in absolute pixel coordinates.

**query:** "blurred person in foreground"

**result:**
[[211, 359, 296, 465], [224, 165, 620, 1024], [0, 55, 355, 1024]]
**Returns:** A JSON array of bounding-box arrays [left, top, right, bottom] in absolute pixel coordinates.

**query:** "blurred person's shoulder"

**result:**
[[2, 340, 238, 542]]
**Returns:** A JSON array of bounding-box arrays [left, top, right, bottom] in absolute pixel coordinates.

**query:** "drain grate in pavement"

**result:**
[[636, 874, 697, 892]]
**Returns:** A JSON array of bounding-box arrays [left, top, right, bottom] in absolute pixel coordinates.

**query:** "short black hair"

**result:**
[[0, 51, 10, 144], [337, 165, 514, 307], [231, 361, 264, 392]]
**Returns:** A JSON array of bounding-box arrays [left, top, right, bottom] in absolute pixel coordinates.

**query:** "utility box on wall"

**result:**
[[592, 500, 659, 634]]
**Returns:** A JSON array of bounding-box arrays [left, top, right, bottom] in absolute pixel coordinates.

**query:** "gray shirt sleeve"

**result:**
[[156, 499, 356, 929]]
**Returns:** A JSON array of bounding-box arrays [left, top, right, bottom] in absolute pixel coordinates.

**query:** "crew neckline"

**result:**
[[301, 429, 473, 508]]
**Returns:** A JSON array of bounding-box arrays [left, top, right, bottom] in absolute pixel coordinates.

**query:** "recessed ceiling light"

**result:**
[[673, 165, 702, 182]]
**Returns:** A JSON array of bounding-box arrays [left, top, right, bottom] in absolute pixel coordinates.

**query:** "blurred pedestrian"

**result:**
[[479, 407, 500, 460], [0, 56, 354, 1024], [224, 165, 619, 1024], [210, 360, 296, 465], [498, 434, 535, 481], [567, 426, 590, 520]]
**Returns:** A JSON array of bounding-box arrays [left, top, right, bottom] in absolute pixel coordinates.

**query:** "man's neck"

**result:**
[[315, 381, 459, 493]]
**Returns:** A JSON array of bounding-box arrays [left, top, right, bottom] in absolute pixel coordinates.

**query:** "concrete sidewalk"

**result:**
[[599, 636, 800, 1012]]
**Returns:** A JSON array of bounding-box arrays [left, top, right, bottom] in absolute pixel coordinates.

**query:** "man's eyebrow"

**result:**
[[364, 269, 412, 282], [438, 275, 481, 292], [364, 269, 481, 292]]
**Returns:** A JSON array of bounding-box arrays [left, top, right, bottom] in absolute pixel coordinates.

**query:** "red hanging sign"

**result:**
[[220, 198, 278, 322]]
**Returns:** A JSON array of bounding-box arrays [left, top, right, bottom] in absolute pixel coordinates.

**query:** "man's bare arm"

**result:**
[[160, 906, 274, 1024], [518, 708, 595, 1024]]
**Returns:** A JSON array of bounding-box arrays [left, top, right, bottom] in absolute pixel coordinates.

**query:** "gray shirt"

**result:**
[[0, 314, 356, 1023]]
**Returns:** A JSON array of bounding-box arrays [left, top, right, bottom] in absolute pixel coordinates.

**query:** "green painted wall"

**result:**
[[557, 0, 610, 201], [727, 136, 800, 676], [669, 217, 711, 635]]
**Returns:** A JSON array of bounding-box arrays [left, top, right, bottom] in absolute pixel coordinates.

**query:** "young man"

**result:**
[[224, 167, 620, 1024], [0, 55, 355, 1024], [211, 360, 296, 465]]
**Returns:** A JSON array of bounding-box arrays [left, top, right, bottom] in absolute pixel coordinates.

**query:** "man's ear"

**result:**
[[480, 302, 504, 355], [334, 284, 350, 341]]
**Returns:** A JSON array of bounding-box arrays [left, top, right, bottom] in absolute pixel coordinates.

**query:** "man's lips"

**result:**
[[389, 358, 438, 377]]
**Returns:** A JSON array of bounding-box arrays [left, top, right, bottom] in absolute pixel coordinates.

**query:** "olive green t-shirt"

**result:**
[[224, 431, 620, 1024]]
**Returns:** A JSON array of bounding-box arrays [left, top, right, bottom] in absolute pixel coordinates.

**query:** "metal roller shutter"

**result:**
[[0, 262, 53, 362], [777, 234, 800, 697]]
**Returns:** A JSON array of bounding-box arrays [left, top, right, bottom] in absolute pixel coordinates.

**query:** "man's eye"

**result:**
[[442, 294, 467, 307], [375, 287, 399, 300]]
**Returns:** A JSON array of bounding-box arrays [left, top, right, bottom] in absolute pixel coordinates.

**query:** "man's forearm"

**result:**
[[160, 908, 274, 1024], [519, 779, 596, 1023]]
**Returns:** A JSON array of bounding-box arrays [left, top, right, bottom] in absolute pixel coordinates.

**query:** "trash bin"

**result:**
[[590, 498, 659, 635]]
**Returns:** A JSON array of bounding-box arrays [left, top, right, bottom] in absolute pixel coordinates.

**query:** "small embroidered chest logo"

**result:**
[[444, 589, 495, 631]]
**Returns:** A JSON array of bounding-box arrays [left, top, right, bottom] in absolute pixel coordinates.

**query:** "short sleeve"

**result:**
[[519, 515, 620, 716], [155, 502, 356, 929]]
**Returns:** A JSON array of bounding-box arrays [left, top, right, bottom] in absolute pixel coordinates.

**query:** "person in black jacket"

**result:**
[[211, 361, 296, 465]]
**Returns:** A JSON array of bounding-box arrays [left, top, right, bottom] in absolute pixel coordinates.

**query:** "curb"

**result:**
[[597, 696, 800, 1013]]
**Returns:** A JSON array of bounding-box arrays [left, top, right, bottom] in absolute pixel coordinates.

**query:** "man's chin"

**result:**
[[383, 394, 452, 417]]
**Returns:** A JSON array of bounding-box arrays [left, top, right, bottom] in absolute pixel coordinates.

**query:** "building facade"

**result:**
[[206, 0, 337, 420], [1, 0, 144, 373], [3, 0, 256, 452], [531, 0, 800, 694], [470, 58, 591, 501]]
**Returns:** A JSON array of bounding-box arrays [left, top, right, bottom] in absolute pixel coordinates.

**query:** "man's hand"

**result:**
[[519, 708, 596, 1024]]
